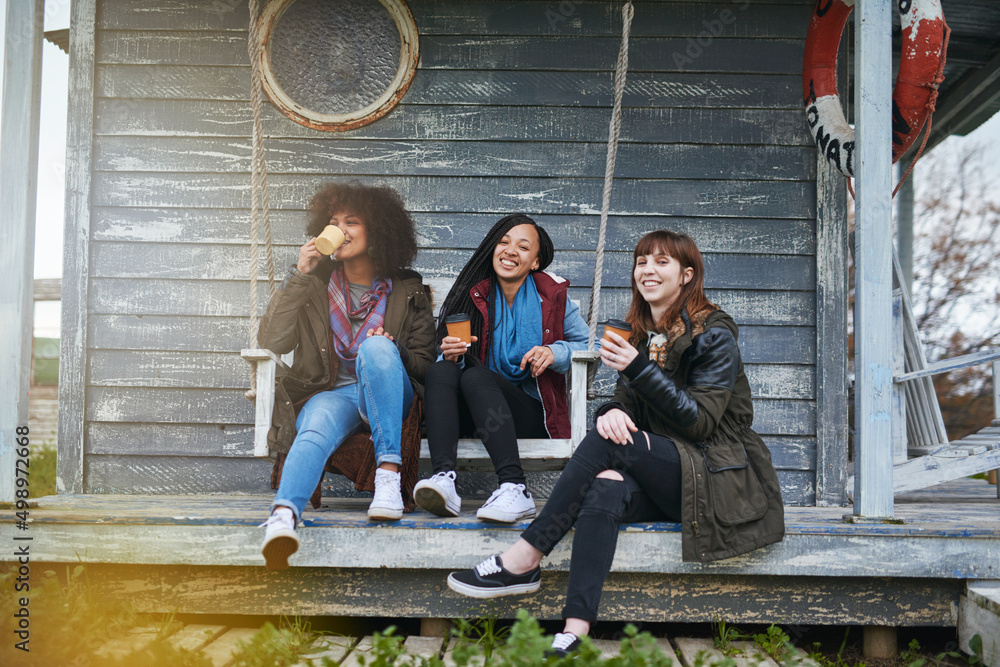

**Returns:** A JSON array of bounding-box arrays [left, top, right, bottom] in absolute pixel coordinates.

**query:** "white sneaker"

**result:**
[[368, 468, 404, 520], [476, 482, 536, 523], [260, 506, 298, 570], [414, 471, 462, 517]]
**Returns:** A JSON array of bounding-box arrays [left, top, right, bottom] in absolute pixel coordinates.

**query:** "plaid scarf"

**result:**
[[327, 268, 392, 377]]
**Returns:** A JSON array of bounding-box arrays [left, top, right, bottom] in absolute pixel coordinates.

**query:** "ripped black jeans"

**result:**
[[520, 427, 683, 623]]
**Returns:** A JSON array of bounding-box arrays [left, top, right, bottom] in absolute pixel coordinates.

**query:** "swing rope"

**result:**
[[246, 0, 276, 400], [586, 0, 634, 398]]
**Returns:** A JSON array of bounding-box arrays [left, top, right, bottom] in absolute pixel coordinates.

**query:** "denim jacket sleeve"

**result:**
[[547, 298, 590, 374]]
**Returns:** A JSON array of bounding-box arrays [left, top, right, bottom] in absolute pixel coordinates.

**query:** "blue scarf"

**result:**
[[489, 275, 543, 385]]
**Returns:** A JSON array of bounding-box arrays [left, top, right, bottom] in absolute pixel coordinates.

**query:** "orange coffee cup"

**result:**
[[445, 313, 472, 344], [315, 225, 346, 255], [602, 319, 632, 343]]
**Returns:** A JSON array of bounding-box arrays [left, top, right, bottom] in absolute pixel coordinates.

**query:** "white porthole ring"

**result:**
[[257, 0, 419, 132]]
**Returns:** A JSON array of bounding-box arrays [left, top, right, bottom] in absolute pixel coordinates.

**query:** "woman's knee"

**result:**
[[596, 469, 624, 481], [426, 359, 461, 386], [571, 429, 629, 467], [458, 364, 498, 394], [579, 475, 631, 517], [358, 334, 399, 364]]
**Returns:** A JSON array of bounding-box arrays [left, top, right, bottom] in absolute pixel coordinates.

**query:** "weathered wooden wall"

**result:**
[[74, 0, 835, 503]]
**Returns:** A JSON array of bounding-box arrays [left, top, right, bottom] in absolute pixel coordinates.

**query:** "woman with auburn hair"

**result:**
[[257, 181, 436, 570], [446, 230, 785, 657], [414, 214, 589, 523]]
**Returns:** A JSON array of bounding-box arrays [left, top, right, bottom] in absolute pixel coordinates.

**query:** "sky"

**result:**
[[3, 0, 999, 337]]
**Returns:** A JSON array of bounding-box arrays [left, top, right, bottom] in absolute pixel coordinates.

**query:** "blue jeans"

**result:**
[[272, 336, 414, 521]]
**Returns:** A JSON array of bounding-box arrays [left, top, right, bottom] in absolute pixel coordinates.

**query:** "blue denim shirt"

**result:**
[[437, 297, 591, 401]]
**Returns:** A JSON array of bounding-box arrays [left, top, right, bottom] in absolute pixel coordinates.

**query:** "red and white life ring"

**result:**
[[802, 0, 948, 178]]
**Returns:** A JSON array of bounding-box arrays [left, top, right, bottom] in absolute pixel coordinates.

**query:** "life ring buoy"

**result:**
[[802, 0, 949, 178]]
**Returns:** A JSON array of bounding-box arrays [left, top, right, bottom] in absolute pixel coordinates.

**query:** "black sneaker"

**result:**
[[446, 555, 541, 598], [544, 632, 582, 658]]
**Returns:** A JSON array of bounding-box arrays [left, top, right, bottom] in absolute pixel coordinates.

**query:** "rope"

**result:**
[[246, 0, 276, 399], [586, 0, 634, 398]]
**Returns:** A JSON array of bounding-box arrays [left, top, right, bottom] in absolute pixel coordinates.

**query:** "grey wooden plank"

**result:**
[[90, 243, 816, 290], [96, 30, 805, 75], [83, 384, 814, 433], [33, 277, 62, 300], [85, 423, 812, 470], [96, 29, 249, 66], [88, 349, 249, 388], [813, 130, 849, 505], [39, 564, 968, 625], [86, 423, 255, 457], [93, 136, 817, 181], [417, 35, 805, 74], [85, 387, 254, 424], [80, 454, 815, 503], [96, 66, 805, 110], [91, 208, 816, 256], [87, 313, 813, 357], [57, 0, 96, 495], [94, 99, 815, 146], [97, 1, 813, 39], [88, 173, 818, 219], [89, 314, 251, 351], [88, 348, 805, 397]]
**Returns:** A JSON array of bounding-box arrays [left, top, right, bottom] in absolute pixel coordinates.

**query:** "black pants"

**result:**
[[520, 428, 683, 623], [424, 360, 547, 485]]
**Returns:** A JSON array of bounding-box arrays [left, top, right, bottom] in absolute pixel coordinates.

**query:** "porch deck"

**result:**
[[5, 479, 997, 626]]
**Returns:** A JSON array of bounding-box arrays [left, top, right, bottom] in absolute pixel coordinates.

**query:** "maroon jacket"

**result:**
[[470, 271, 570, 439]]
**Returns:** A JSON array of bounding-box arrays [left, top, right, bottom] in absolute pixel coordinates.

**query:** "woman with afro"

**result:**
[[257, 181, 436, 570]]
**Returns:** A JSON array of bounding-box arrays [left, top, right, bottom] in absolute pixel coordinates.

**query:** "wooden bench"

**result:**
[[242, 347, 599, 470]]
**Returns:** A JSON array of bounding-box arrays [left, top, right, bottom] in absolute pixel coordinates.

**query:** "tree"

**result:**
[[910, 145, 1000, 439]]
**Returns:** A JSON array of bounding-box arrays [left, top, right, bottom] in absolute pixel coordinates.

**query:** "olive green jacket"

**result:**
[[596, 308, 785, 562], [257, 261, 436, 454]]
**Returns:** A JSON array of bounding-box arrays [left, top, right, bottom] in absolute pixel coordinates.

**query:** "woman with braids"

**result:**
[[414, 214, 589, 523], [257, 181, 436, 570], [446, 230, 784, 657]]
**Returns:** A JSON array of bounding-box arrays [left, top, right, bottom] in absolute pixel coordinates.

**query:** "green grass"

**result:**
[[28, 444, 57, 498]]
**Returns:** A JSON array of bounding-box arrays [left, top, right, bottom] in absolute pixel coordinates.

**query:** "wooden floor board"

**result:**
[[93, 626, 161, 660], [165, 623, 228, 653], [675, 637, 780, 667], [340, 636, 376, 667], [403, 634, 446, 657], [591, 638, 623, 658], [442, 637, 486, 666], [291, 634, 355, 667], [200, 627, 260, 667]]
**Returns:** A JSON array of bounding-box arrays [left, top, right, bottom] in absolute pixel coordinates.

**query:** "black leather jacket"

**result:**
[[597, 307, 785, 562]]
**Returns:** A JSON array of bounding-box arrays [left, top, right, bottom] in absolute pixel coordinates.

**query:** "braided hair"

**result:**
[[436, 214, 555, 362]]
